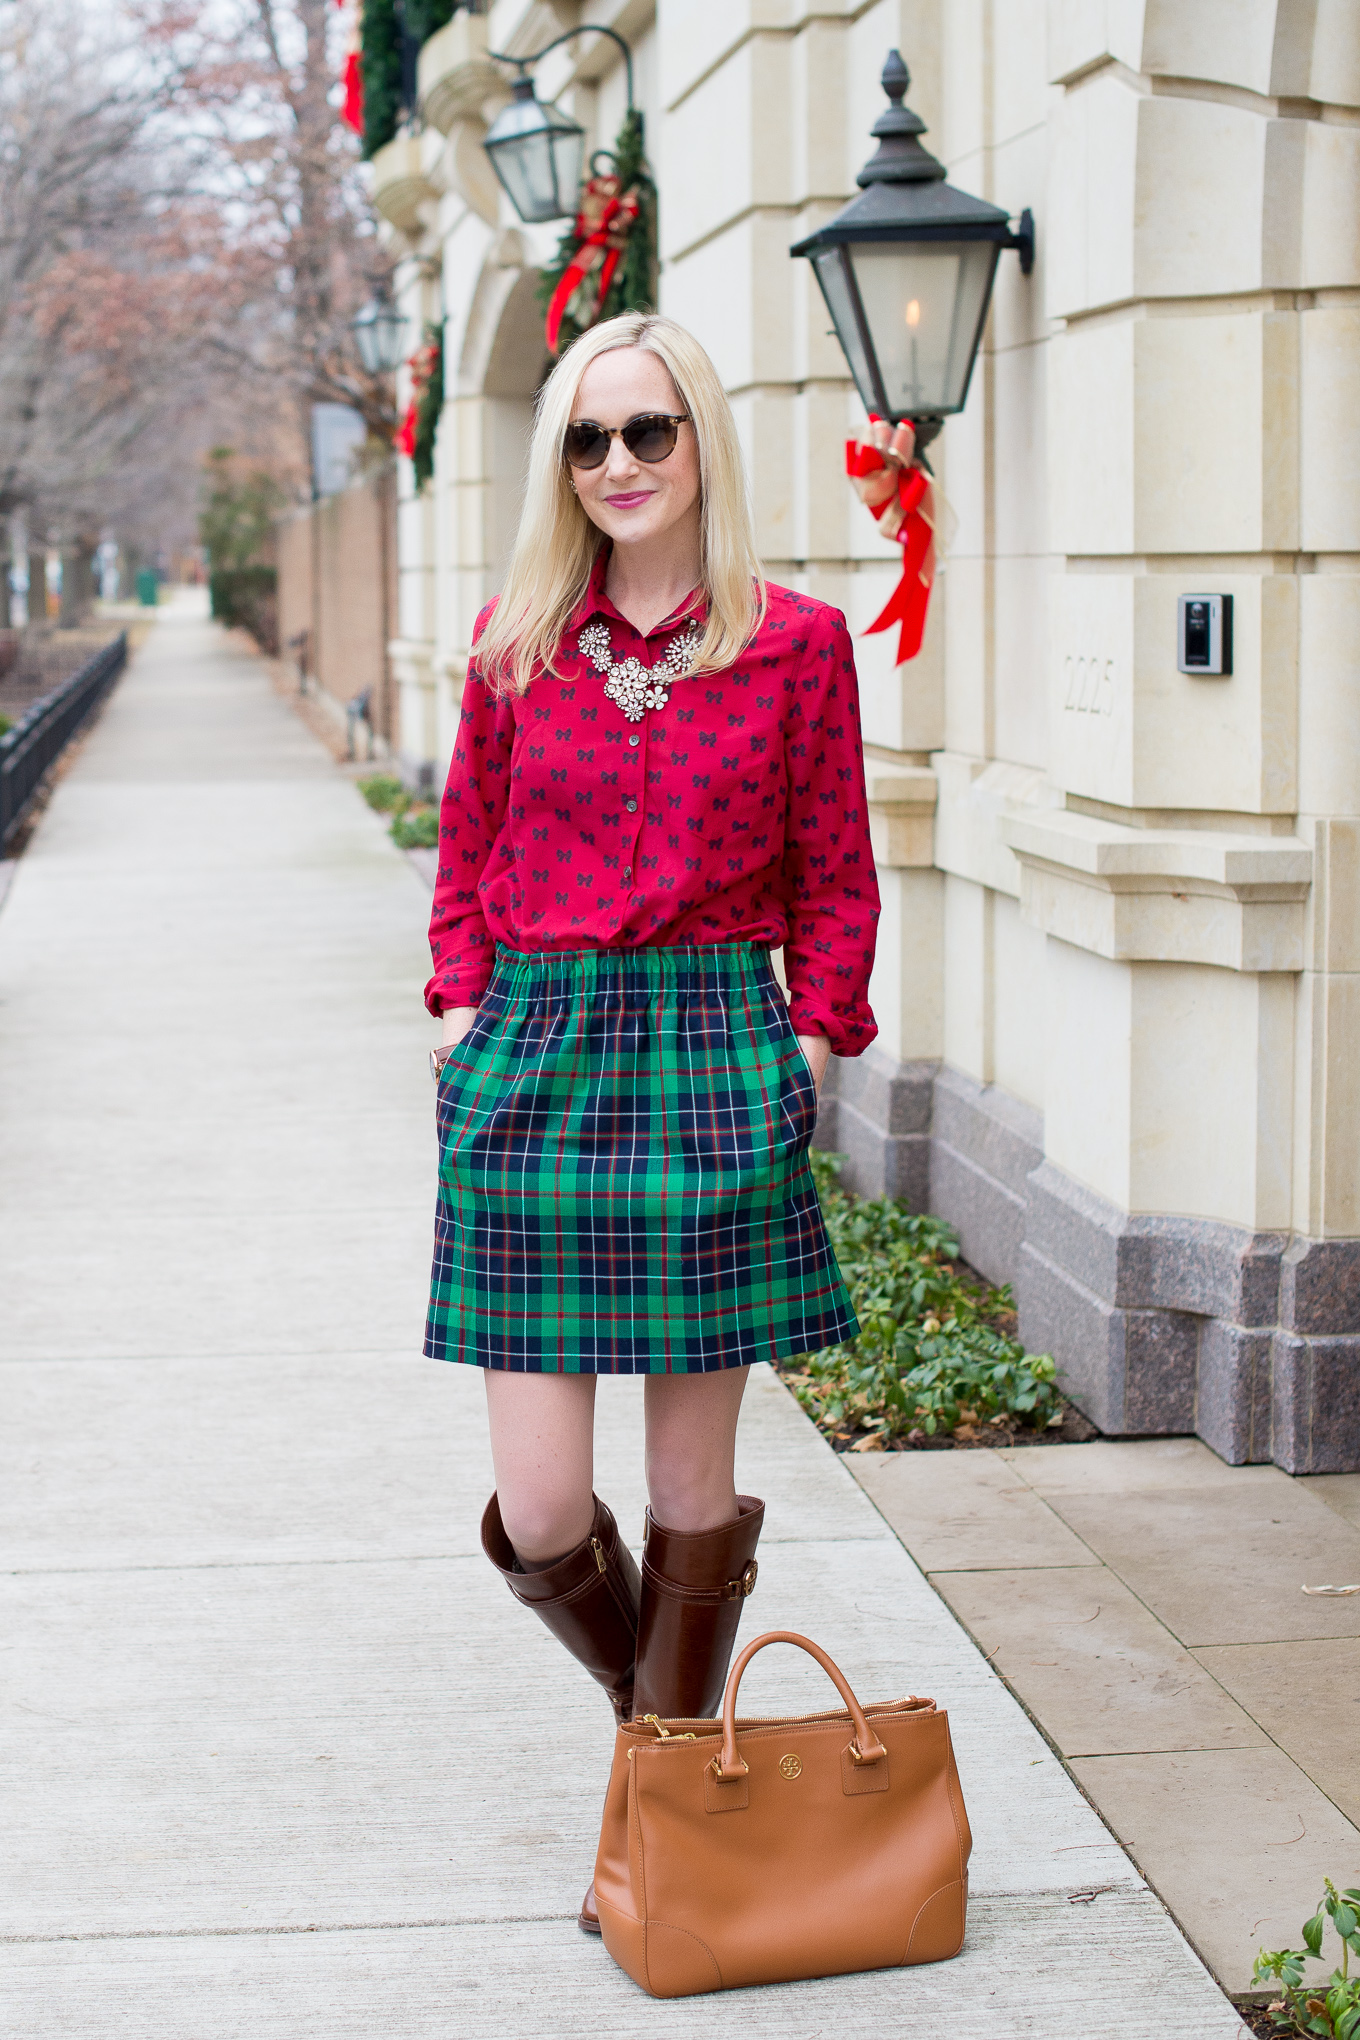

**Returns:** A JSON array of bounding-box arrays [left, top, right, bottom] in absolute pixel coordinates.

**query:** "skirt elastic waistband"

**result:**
[[491, 941, 773, 992]]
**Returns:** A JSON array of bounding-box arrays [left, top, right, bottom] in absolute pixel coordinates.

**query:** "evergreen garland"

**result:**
[[404, 0, 457, 44], [536, 108, 656, 354], [412, 324, 444, 494], [360, 0, 404, 159]]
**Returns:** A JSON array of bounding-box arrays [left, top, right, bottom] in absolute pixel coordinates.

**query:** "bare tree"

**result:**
[[153, 0, 399, 443], [0, 0, 393, 581]]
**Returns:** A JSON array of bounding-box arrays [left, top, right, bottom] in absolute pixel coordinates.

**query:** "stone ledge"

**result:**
[[1002, 808, 1313, 970], [867, 766, 936, 869], [368, 135, 441, 235], [418, 13, 502, 134], [932, 752, 1060, 899]]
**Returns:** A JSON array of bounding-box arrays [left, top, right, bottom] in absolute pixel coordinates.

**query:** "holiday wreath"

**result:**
[[395, 324, 444, 492], [536, 107, 655, 355]]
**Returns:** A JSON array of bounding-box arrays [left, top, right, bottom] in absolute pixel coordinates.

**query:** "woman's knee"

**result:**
[[495, 1481, 594, 1565], [483, 1370, 596, 1559]]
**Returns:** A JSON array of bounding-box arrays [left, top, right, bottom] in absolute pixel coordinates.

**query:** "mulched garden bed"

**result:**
[[1234, 2002, 1288, 2037], [771, 1346, 1100, 1454]]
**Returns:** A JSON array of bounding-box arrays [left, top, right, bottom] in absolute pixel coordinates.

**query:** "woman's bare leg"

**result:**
[[643, 1367, 750, 1531], [484, 1372, 598, 1563]]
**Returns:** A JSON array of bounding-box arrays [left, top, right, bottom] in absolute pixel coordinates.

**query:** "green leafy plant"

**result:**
[[208, 567, 278, 654], [1254, 1881, 1360, 2037], [355, 773, 437, 848], [199, 448, 285, 573], [0, 713, 11, 739], [357, 773, 406, 813], [780, 1153, 1061, 1444], [200, 448, 284, 653], [390, 805, 439, 850]]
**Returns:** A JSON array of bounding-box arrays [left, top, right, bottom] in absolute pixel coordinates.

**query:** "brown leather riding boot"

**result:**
[[479, 1492, 640, 1724], [631, 1495, 765, 1721], [480, 1494, 642, 1943]]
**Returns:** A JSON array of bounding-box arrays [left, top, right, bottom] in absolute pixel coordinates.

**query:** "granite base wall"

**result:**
[[829, 1052, 1360, 1474]]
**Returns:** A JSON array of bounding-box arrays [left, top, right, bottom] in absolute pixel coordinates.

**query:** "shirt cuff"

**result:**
[[424, 960, 495, 1017], [787, 996, 878, 1060]]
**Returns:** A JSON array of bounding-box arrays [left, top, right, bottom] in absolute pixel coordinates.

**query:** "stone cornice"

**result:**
[[1001, 808, 1313, 970], [867, 768, 937, 869]]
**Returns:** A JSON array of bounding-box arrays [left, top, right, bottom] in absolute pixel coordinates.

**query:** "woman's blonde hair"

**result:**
[[474, 312, 766, 694]]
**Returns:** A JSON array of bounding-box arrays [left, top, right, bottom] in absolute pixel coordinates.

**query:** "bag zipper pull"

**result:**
[[641, 1714, 696, 1742]]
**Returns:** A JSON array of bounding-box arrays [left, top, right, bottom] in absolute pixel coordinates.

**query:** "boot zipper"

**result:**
[[590, 1537, 607, 1574]]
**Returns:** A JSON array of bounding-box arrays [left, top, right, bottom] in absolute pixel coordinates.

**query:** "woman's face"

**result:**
[[567, 347, 701, 555]]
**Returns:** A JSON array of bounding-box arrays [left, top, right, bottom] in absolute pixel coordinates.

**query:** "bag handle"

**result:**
[[713, 1630, 888, 1781]]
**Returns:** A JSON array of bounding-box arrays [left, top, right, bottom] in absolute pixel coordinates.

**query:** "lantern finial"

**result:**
[[858, 50, 945, 187], [881, 50, 910, 104]]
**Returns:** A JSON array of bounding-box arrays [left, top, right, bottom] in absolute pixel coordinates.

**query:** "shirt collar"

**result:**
[[564, 544, 707, 640]]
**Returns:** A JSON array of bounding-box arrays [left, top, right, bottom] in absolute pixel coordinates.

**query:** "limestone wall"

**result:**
[[376, 0, 1360, 1470]]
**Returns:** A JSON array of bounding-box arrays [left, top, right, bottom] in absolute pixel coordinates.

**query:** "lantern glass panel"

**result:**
[[352, 302, 407, 375], [813, 251, 881, 414], [484, 96, 584, 224], [845, 239, 999, 416]]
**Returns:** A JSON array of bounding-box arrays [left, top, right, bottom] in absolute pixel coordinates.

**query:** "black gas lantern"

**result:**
[[792, 51, 1033, 453], [482, 25, 634, 226]]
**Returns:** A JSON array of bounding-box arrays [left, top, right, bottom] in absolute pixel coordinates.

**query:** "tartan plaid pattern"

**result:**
[[425, 943, 858, 1374]]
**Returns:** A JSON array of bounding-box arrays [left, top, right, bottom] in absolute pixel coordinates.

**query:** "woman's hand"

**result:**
[[796, 1033, 831, 1093], [442, 1006, 479, 1049]]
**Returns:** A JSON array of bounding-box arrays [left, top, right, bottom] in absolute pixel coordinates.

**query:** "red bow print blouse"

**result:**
[[424, 556, 880, 1057]]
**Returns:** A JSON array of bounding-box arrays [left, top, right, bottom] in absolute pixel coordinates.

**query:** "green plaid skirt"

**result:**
[[425, 943, 857, 1374]]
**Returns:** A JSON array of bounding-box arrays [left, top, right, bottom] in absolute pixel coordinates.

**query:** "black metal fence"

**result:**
[[0, 633, 128, 851]]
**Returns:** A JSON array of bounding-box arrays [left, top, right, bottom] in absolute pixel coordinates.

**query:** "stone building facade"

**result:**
[[370, 0, 1360, 1473]]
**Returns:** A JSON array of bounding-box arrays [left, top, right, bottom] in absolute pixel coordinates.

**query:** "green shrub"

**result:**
[[783, 1153, 1061, 1443], [208, 567, 278, 654], [0, 713, 11, 739], [1254, 1880, 1360, 2037], [357, 774, 407, 813], [390, 806, 439, 850]]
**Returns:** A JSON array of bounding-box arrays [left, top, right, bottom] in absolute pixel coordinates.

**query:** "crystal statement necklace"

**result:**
[[578, 618, 702, 723]]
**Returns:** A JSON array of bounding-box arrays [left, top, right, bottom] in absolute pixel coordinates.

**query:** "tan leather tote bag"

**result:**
[[593, 1629, 972, 1999]]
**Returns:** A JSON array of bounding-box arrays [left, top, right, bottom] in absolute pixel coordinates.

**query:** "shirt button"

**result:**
[[622, 866, 632, 882], [625, 799, 637, 813], [628, 734, 640, 747]]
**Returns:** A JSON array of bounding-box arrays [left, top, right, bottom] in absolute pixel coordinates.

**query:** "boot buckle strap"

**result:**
[[725, 1560, 759, 1600]]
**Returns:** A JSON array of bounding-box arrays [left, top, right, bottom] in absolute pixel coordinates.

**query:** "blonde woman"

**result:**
[[423, 313, 879, 1934]]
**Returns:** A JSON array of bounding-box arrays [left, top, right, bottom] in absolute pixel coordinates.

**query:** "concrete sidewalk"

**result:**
[[0, 610, 1245, 2035]]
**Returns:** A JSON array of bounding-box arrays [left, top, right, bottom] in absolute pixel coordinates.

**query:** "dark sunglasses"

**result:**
[[563, 412, 690, 471]]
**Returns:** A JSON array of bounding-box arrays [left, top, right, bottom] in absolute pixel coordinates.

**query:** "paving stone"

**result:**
[[1012, 1437, 1280, 1496], [1192, 1639, 1360, 1824], [1039, 1484, 1360, 1646], [933, 1566, 1267, 1757], [1300, 1472, 1360, 1531], [851, 1451, 1099, 1571], [1069, 1747, 1360, 1994]]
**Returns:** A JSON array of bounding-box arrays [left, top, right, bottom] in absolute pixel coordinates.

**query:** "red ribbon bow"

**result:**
[[545, 172, 642, 354], [394, 337, 439, 459], [846, 417, 939, 665]]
